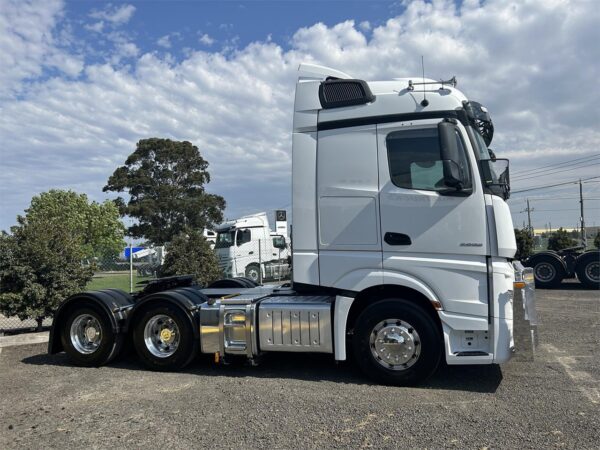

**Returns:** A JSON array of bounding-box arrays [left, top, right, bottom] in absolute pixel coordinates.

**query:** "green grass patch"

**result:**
[[87, 272, 154, 292]]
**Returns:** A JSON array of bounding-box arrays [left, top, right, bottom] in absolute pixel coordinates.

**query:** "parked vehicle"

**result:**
[[214, 212, 290, 283], [526, 247, 599, 289], [203, 229, 217, 249], [48, 64, 536, 385]]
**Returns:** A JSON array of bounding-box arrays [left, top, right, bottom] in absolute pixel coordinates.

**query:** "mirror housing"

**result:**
[[438, 120, 469, 190]]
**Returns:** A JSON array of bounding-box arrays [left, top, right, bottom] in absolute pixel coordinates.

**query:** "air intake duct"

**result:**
[[318, 79, 375, 109]]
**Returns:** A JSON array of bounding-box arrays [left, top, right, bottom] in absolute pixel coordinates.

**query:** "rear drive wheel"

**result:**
[[531, 256, 564, 288], [352, 299, 442, 386], [245, 264, 261, 283], [133, 304, 198, 371], [61, 304, 122, 366], [575, 252, 600, 289]]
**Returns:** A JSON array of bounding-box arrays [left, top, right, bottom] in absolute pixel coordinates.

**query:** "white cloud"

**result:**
[[157, 35, 171, 49], [89, 4, 136, 25], [199, 33, 215, 46], [0, 0, 83, 99], [1, 0, 599, 230], [84, 20, 104, 33]]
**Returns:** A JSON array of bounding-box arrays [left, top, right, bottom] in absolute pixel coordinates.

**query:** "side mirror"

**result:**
[[438, 120, 468, 190], [489, 148, 497, 162], [441, 160, 463, 188]]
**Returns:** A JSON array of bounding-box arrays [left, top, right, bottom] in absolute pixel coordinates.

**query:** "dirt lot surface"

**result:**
[[1, 284, 598, 449]]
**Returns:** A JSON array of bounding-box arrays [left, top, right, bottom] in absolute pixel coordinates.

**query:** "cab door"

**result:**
[[377, 120, 489, 316]]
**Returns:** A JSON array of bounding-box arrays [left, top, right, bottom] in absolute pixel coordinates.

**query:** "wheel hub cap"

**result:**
[[70, 314, 102, 355], [370, 319, 421, 370], [144, 314, 180, 358]]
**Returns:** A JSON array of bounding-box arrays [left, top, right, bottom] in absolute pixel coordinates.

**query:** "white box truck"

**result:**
[[48, 64, 536, 385]]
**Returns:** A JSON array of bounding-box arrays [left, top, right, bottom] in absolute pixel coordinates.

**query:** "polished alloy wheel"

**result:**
[[143, 314, 180, 358], [70, 314, 102, 354], [369, 319, 421, 370]]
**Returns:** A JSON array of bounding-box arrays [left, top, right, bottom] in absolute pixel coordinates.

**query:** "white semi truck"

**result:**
[[48, 64, 536, 385], [214, 212, 290, 283]]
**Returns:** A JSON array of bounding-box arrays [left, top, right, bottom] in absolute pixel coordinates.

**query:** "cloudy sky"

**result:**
[[1, 0, 599, 234]]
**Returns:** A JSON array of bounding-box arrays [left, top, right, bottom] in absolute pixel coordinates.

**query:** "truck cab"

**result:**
[[214, 212, 290, 283], [292, 64, 530, 365]]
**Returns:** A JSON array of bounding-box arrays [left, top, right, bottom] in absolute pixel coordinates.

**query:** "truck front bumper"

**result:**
[[512, 261, 538, 360]]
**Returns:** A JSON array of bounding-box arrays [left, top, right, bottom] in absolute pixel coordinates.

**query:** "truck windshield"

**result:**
[[215, 230, 235, 249]]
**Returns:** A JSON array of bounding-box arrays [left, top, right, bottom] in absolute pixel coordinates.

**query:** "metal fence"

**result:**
[[1, 243, 292, 333]]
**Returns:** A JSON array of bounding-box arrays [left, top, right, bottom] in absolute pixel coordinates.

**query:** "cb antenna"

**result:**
[[420, 55, 429, 107]]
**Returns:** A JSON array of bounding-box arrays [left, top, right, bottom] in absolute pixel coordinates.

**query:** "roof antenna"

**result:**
[[420, 55, 429, 107]]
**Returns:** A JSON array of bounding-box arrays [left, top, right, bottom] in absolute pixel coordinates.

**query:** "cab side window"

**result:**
[[386, 127, 471, 191], [236, 229, 251, 246]]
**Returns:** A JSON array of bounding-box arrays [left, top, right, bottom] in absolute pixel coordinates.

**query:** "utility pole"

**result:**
[[579, 179, 586, 248], [526, 198, 533, 237]]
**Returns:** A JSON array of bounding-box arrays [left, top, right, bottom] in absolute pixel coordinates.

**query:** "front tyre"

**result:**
[[61, 304, 122, 367], [352, 299, 442, 386], [133, 304, 198, 371], [245, 264, 261, 284]]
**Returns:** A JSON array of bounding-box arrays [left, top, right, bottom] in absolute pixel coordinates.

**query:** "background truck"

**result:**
[[48, 63, 536, 385], [525, 247, 599, 289], [214, 212, 290, 283]]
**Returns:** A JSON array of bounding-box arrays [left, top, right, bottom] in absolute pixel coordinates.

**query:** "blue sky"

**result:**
[[71, 1, 400, 51], [1, 0, 599, 233]]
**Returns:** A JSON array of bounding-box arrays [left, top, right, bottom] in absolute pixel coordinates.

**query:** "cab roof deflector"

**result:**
[[298, 63, 353, 80]]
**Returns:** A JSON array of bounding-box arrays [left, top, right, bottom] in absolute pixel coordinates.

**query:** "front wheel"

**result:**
[[133, 304, 198, 371], [352, 299, 442, 386], [245, 264, 261, 283]]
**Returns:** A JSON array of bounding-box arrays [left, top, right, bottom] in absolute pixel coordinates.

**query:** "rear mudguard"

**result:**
[[48, 289, 133, 354]]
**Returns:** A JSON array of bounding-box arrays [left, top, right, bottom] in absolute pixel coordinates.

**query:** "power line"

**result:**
[[511, 207, 600, 212], [511, 153, 600, 176], [511, 176, 600, 194], [511, 161, 600, 181], [509, 197, 600, 201]]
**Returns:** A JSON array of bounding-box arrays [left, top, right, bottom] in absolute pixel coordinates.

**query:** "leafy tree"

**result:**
[[514, 228, 534, 261], [103, 138, 226, 245], [594, 231, 600, 249], [0, 190, 126, 326], [547, 227, 576, 251], [23, 190, 126, 259], [159, 229, 222, 287]]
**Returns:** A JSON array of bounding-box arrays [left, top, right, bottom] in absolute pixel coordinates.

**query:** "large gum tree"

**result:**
[[103, 138, 226, 246]]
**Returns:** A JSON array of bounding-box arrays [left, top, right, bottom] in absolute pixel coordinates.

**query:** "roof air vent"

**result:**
[[318, 79, 375, 109]]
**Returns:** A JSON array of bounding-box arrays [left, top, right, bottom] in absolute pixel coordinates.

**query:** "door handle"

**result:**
[[384, 232, 412, 246], [249, 251, 254, 255]]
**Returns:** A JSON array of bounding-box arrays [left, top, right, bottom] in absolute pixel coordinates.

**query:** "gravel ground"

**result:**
[[0, 284, 598, 449]]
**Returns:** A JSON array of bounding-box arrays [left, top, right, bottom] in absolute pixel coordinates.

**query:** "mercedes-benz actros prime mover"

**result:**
[[48, 64, 537, 385]]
